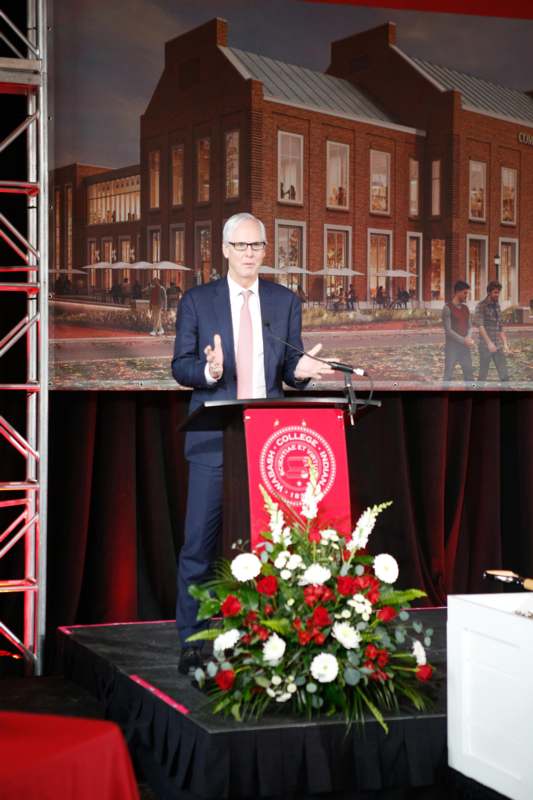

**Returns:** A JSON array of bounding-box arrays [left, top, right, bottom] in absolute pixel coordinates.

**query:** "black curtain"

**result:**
[[45, 389, 533, 665]]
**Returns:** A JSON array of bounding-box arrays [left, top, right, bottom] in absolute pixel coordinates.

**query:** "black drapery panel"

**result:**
[[46, 390, 533, 663]]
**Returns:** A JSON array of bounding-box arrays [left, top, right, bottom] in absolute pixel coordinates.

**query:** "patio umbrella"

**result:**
[[313, 268, 364, 276], [50, 268, 87, 275], [82, 262, 112, 270], [376, 269, 413, 278], [154, 261, 192, 271], [259, 265, 309, 275]]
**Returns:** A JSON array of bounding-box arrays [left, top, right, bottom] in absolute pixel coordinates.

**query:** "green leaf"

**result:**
[[264, 542, 274, 553], [262, 618, 291, 635], [295, 675, 306, 686], [197, 598, 220, 620], [255, 675, 271, 689], [231, 703, 242, 721], [311, 694, 324, 709], [356, 687, 388, 733], [194, 668, 205, 686], [306, 682, 318, 694], [355, 564, 365, 576], [399, 611, 410, 622], [260, 550, 269, 563], [424, 637, 432, 647], [413, 621, 423, 634], [344, 667, 361, 686], [186, 628, 220, 642], [347, 650, 360, 666]]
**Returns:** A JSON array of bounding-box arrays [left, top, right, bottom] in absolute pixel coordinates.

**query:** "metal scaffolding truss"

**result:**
[[0, 2, 49, 674]]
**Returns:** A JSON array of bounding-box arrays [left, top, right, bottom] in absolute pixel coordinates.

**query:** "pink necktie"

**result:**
[[236, 289, 253, 399]]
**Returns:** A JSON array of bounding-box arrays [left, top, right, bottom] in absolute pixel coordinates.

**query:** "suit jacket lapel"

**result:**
[[212, 278, 235, 376]]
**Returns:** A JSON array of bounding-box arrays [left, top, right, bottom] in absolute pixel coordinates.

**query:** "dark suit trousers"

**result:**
[[176, 461, 223, 645]]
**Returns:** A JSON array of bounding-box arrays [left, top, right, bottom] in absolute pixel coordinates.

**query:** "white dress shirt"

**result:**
[[205, 274, 266, 397]]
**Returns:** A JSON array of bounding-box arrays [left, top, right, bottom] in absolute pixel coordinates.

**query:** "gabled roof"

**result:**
[[220, 45, 401, 128], [410, 55, 533, 125]]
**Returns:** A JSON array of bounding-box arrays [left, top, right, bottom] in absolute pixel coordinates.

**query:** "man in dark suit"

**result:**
[[172, 212, 333, 673]]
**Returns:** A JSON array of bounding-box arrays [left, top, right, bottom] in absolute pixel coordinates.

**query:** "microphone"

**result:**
[[263, 321, 367, 377]]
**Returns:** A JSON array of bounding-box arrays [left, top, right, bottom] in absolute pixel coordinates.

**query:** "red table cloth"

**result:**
[[0, 711, 139, 800]]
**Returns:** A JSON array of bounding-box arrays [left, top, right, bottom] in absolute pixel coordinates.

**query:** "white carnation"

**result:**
[[286, 553, 303, 571], [412, 640, 427, 666], [332, 622, 361, 650], [280, 569, 292, 581], [271, 675, 282, 686], [276, 692, 292, 703], [373, 553, 399, 584], [320, 528, 339, 543], [348, 593, 373, 620], [274, 550, 290, 570], [231, 552, 262, 582], [299, 563, 331, 586], [310, 652, 339, 683], [213, 628, 240, 654], [263, 633, 286, 666]]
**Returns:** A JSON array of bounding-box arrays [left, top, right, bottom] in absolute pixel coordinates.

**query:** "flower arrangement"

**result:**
[[189, 471, 435, 730]]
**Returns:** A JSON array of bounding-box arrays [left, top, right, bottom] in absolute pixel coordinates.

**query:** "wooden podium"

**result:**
[[179, 396, 377, 555]]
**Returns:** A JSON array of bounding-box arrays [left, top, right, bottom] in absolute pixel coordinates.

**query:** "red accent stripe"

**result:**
[[302, 0, 533, 20], [130, 675, 190, 715]]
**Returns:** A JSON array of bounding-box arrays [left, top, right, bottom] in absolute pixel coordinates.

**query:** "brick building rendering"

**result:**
[[52, 17, 533, 307]]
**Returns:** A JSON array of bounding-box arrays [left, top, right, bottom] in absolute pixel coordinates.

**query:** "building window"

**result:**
[[327, 141, 349, 209], [54, 187, 61, 269], [407, 233, 422, 299], [409, 158, 419, 217], [148, 228, 161, 263], [65, 184, 73, 272], [225, 130, 239, 199], [431, 160, 441, 216], [195, 222, 211, 284], [196, 138, 210, 203], [368, 230, 391, 299], [430, 239, 445, 301], [171, 144, 184, 206], [87, 239, 97, 288], [102, 239, 113, 290], [499, 239, 518, 305], [370, 150, 390, 214], [469, 160, 486, 221], [501, 167, 517, 225], [278, 131, 303, 204], [170, 225, 186, 290], [325, 226, 351, 301], [149, 150, 160, 209], [276, 220, 305, 292], [87, 175, 140, 225], [467, 236, 487, 301], [119, 237, 132, 262]]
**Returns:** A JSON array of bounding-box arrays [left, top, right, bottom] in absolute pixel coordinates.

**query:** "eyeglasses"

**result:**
[[228, 241, 266, 252]]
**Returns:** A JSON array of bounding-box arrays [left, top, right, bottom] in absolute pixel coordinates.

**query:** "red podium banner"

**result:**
[[244, 407, 351, 549]]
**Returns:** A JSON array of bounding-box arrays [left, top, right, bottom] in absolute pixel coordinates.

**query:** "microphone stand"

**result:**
[[344, 372, 358, 426]]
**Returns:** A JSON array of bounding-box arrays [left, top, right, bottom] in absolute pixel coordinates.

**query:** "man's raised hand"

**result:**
[[204, 334, 224, 380]]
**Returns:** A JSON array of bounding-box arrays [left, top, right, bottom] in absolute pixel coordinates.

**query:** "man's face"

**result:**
[[222, 219, 265, 287], [489, 287, 500, 302], [457, 288, 469, 303]]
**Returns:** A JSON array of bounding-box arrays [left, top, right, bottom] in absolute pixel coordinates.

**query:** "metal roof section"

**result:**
[[410, 55, 533, 126], [219, 45, 398, 126]]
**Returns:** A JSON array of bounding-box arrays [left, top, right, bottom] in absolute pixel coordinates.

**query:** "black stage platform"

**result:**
[[57, 610, 506, 800]]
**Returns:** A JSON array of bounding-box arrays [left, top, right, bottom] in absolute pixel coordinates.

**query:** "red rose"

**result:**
[[293, 617, 302, 631], [256, 575, 278, 596], [244, 611, 258, 626], [308, 529, 321, 543], [241, 633, 252, 645], [365, 644, 378, 660], [321, 586, 335, 604], [416, 664, 433, 682], [337, 576, 355, 596], [304, 586, 319, 607], [298, 630, 311, 645], [376, 606, 397, 622], [313, 631, 326, 645], [215, 669, 236, 691], [370, 669, 388, 682], [220, 595, 242, 617], [368, 589, 381, 604], [377, 649, 389, 668], [311, 605, 331, 628], [263, 604, 274, 616], [256, 626, 270, 642]]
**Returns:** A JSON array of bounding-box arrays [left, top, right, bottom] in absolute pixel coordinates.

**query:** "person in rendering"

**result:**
[[149, 276, 167, 336], [171, 212, 334, 675], [442, 280, 475, 383], [474, 280, 510, 382]]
